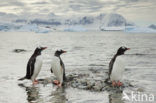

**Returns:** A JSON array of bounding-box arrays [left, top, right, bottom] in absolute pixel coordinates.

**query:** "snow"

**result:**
[[100, 13, 126, 31]]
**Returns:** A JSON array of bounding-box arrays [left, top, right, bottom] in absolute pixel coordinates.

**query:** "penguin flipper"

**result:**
[[18, 76, 26, 81], [50, 68, 53, 73], [63, 72, 66, 81]]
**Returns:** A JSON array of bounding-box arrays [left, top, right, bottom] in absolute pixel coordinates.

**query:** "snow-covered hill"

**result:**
[[0, 12, 155, 33]]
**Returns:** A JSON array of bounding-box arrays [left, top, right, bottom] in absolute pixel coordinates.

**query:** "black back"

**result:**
[[108, 54, 117, 79], [25, 47, 44, 79], [25, 56, 36, 79]]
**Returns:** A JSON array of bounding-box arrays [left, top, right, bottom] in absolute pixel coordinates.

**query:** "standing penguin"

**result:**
[[107, 46, 130, 87], [50, 49, 67, 87], [19, 47, 47, 84]]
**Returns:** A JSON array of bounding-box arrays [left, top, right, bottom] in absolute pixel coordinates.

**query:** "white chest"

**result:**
[[31, 55, 43, 81], [51, 56, 63, 84], [110, 55, 125, 81]]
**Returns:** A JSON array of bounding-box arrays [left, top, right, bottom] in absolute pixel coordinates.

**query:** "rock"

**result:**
[[13, 49, 27, 53], [86, 80, 95, 90], [77, 85, 87, 89], [93, 81, 103, 91], [137, 88, 144, 92], [38, 72, 134, 92]]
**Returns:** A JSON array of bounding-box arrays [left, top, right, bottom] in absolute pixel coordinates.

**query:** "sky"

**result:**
[[0, 0, 156, 26]]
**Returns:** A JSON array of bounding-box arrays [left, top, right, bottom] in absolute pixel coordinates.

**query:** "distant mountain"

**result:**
[[30, 19, 61, 26], [2, 12, 156, 33], [148, 24, 156, 29], [105, 13, 126, 27]]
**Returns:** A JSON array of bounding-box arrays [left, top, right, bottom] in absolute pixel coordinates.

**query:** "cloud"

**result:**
[[0, 0, 155, 15], [0, 0, 155, 25], [0, 0, 24, 7], [31, 1, 49, 5]]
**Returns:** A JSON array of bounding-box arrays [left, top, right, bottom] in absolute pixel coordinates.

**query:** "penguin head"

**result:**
[[55, 49, 67, 56], [116, 46, 130, 55], [34, 47, 47, 55]]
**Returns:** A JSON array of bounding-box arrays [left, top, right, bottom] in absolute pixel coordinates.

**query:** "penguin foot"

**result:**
[[53, 80, 62, 87], [53, 80, 60, 85], [112, 81, 123, 87], [117, 81, 123, 87], [35, 80, 39, 83], [33, 81, 38, 85], [58, 83, 62, 87], [32, 80, 39, 85], [112, 81, 117, 87]]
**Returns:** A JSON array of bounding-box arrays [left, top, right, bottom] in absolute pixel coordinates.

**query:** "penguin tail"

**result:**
[[18, 76, 26, 81], [105, 78, 112, 85], [104, 78, 109, 83]]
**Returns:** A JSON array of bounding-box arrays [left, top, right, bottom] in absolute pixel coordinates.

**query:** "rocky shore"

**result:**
[[37, 71, 134, 92]]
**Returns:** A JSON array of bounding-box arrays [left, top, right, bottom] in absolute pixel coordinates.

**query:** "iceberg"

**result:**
[[100, 26, 125, 31], [99, 14, 127, 31]]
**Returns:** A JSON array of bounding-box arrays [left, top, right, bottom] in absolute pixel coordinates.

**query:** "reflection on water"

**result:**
[[50, 87, 67, 103], [18, 84, 40, 103], [18, 83, 67, 103], [109, 92, 124, 103]]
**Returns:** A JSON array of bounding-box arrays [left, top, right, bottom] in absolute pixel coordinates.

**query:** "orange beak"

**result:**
[[62, 50, 67, 53], [127, 48, 130, 50], [42, 47, 47, 50]]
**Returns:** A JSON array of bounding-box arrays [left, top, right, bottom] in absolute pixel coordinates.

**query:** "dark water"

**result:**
[[0, 31, 156, 103]]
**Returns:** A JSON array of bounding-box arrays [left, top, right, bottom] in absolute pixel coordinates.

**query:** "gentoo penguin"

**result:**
[[50, 49, 67, 87], [108, 46, 130, 87], [19, 47, 47, 84]]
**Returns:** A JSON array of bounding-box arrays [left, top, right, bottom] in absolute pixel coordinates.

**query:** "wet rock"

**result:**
[[37, 72, 134, 92], [137, 88, 144, 92], [86, 80, 95, 90], [13, 49, 27, 53], [93, 81, 103, 91]]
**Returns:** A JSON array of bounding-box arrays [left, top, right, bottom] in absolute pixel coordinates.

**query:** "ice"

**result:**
[[9, 24, 51, 33], [64, 25, 87, 32], [125, 26, 156, 33], [100, 13, 127, 31], [100, 26, 125, 31]]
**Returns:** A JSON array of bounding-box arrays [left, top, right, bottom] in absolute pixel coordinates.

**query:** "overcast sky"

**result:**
[[0, 0, 156, 26]]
